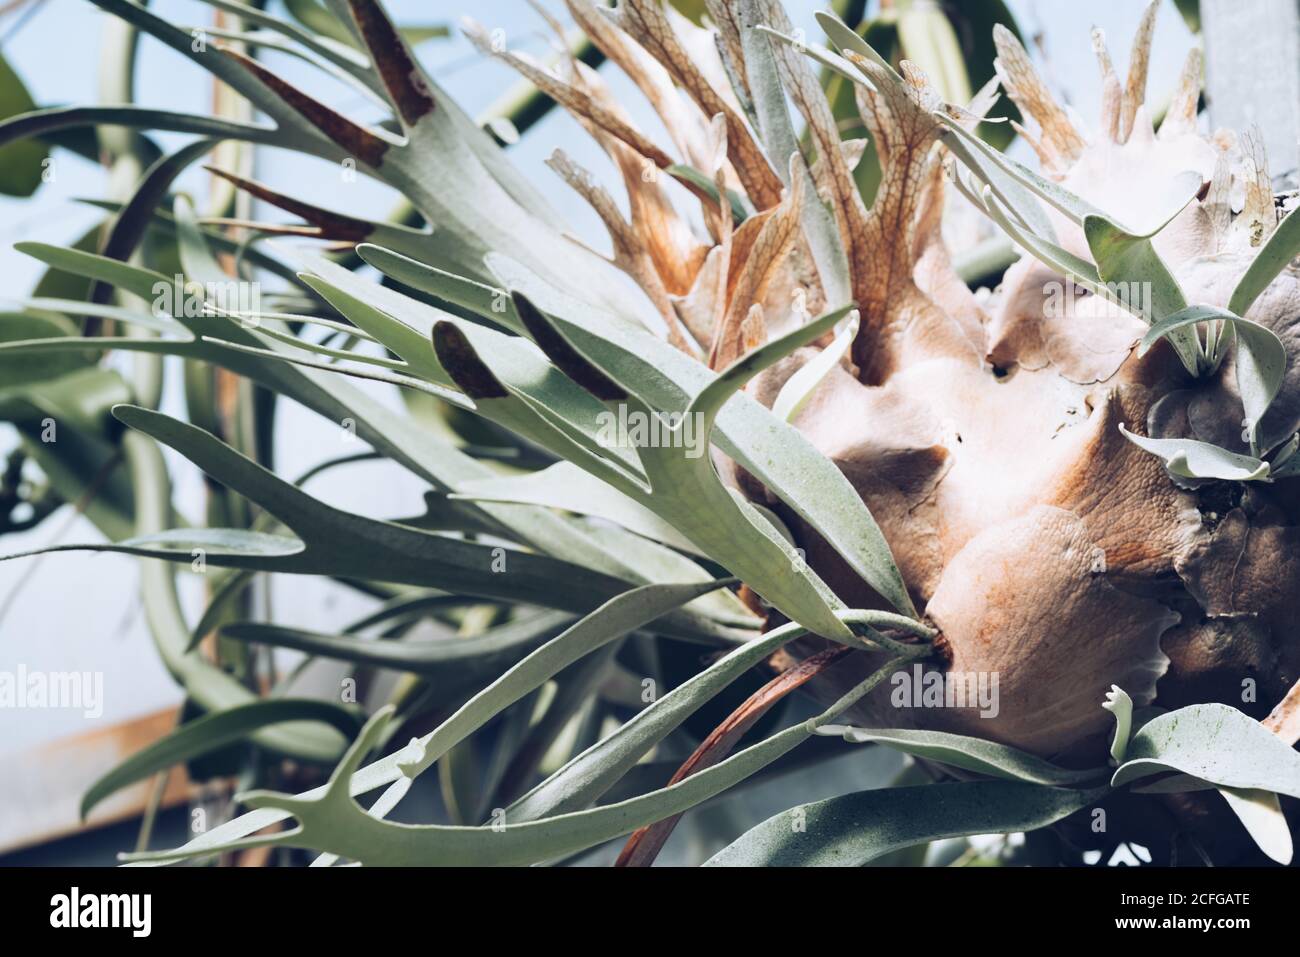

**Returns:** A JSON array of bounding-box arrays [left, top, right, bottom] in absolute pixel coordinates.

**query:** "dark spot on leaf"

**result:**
[[345, 0, 436, 127], [221, 45, 389, 168], [512, 292, 627, 401], [432, 322, 508, 400], [205, 166, 374, 243]]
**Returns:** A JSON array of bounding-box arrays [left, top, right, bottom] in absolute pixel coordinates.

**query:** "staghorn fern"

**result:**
[[2, 0, 1300, 867]]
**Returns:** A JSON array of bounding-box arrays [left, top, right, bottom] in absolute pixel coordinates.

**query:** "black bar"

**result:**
[[1, 865, 1296, 942]]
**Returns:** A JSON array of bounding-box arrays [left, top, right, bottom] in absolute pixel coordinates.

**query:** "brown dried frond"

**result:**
[[703, 0, 751, 106], [1159, 47, 1203, 141], [613, 0, 784, 209], [672, 137, 734, 347], [1092, 28, 1122, 142], [847, 53, 946, 382], [463, 18, 675, 170], [546, 149, 693, 353], [568, 61, 710, 295], [746, 0, 866, 294], [990, 24, 1084, 169], [1239, 127, 1276, 246], [1204, 145, 1234, 248], [1119, 0, 1159, 144], [709, 173, 804, 369], [565, 0, 718, 171]]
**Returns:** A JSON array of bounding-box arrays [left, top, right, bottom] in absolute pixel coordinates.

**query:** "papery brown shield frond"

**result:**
[[1203, 145, 1234, 248], [745, 0, 868, 285], [1264, 679, 1300, 747], [1092, 28, 1123, 143], [469, 3, 710, 296], [847, 55, 952, 382], [740, 301, 767, 352], [703, 0, 752, 106], [673, 145, 735, 347], [910, 160, 988, 366], [924, 504, 1177, 757], [1238, 127, 1277, 247]]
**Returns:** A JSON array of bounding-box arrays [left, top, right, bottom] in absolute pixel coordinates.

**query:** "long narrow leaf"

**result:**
[[81, 699, 365, 819]]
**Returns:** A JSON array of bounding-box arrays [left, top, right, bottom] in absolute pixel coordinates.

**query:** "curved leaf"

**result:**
[[221, 610, 574, 679], [390, 579, 735, 781], [127, 650, 911, 865], [509, 610, 932, 821], [1140, 304, 1287, 450], [705, 781, 1104, 866], [455, 462, 701, 556], [1083, 201, 1201, 374], [13, 243, 646, 578], [0, 106, 300, 154], [819, 725, 1105, 786], [488, 254, 917, 620], [1118, 424, 1270, 482], [0, 311, 92, 388], [1112, 702, 1300, 798], [0, 53, 48, 196], [1219, 787, 1293, 865], [771, 312, 859, 422], [1103, 685, 1134, 766], [1229, 203, 1300, 319], [89, 139, 220, 316]]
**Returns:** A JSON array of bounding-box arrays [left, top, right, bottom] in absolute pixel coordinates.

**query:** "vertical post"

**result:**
[[1202, 0, 1300, 183]]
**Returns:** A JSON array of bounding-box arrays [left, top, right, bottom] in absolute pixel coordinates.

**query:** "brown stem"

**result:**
[[614, 645, 851, 867]]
